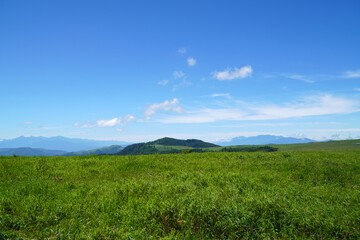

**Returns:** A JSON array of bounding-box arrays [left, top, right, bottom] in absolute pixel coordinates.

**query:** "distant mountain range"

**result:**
[[0, 147, 67, 156], [0, 136, 131, 152], [216, 135, 316, 146], [0, 145, 124, 157]]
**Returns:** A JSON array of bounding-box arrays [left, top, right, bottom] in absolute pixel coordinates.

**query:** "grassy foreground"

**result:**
[[1, 151, 360, 239]]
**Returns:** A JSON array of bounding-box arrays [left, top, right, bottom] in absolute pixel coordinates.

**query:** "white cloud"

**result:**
[[116, 128, 123, 132], [211, 93, 231, 99], [342, 69, 360, 78], [286, 74, 314, 83], [173, 71, 185, 79], [75, 114, 135, 128], [157, 80, 169, 86], [123, 114, 136, 124], [144, 98, 183, 120], [24, 122, 33, 125], [212, 65, 253, 80], [158, 95, 359, 123], [187, 57, 196, 66], [178, 48, 187, 55], [96, 117, 122, 127]]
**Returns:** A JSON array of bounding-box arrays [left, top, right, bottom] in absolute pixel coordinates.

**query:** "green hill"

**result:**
[[117, 137, 219, 155], [149, 137, 219, 148]]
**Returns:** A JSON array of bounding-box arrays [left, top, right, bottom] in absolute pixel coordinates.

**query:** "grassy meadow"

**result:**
[[1, 151, 360, 239]]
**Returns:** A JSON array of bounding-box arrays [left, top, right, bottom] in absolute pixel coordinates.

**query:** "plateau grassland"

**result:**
[[1, 151, 359, 239]]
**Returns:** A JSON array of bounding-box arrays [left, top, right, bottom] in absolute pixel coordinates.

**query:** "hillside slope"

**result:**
[[271, 139, 360, 151]]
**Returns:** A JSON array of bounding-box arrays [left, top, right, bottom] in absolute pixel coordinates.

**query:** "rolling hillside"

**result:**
[[270, 139, 360, 151]]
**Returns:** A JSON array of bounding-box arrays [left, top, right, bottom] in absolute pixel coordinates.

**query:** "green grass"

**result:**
[[1, 151, 360, 239]]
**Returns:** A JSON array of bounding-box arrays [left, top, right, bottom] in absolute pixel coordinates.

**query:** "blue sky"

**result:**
[[1, 0, 360, 142]]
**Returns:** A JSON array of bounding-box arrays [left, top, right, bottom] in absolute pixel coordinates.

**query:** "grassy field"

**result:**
[[1, 151, 360, 239]]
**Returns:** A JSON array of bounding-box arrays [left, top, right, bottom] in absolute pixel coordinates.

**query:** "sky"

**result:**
[[1, 0, 360, 142]]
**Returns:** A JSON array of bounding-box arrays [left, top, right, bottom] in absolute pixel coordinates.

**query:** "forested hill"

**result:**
[[149, 137, 219, 148], [117, 137, 219, 155]]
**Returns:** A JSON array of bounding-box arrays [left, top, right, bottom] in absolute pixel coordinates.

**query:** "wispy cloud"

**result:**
[[286, 74, 314, 83], [249, 95, 356, 120], [24, 122, 33, 125], [123, 115, 136, 124], [160, 108, 247, 123], [187, 57, 196, 66], [144, 98, 183, 120], [173, 71, 185, 79], [342, 69, 360, 78], [355, 88, 360, 91], [178, 48, 187, 55], [173, 79, 192, 91], [212, 65, 252, 80], [75, 114, 135, 128], [213, 123, 294, 128], [211, 93, 232, 99], [157, 80, 169, 86], [158, 94, 359, 123], [304, 128, 360, 132]]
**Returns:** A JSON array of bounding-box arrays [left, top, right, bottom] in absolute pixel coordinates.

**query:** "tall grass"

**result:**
[[1, 151, 359, 239]]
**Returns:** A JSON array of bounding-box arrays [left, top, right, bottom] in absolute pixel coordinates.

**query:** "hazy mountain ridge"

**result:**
[[0, 147, 67, 156], [0, 136, 131, 152], [216, 135, 316, 146], [63, 145, 124, 156]]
